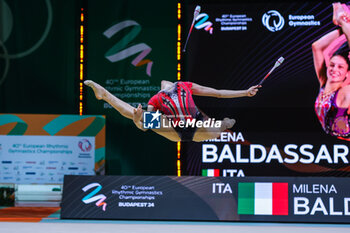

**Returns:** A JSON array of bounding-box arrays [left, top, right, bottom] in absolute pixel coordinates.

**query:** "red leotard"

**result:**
[[148, 82, 203, 141]]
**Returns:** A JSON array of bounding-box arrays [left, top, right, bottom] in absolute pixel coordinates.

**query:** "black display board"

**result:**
[[182, 1, 350, 177], [61, 175, 350, 223]]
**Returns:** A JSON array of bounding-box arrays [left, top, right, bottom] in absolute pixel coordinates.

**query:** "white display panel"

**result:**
[[0, 135, 95, 183]]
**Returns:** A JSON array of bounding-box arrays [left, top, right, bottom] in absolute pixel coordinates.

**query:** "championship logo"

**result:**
[[103, 20, 153, 77], [81, 183, 107, 211]]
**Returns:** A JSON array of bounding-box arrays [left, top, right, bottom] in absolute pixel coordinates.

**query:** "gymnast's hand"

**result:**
[[133, 104, 143, 123], [246, 85, 261, 97], [334, 2, 350, 25], [333, 2, 341, 26]]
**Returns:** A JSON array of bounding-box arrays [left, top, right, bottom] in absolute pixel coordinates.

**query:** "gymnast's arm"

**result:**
[[312, 29, 342, 87], [323, 35, 347, 68], [339, 86, 350, 115], [191, 82, 260, 98]]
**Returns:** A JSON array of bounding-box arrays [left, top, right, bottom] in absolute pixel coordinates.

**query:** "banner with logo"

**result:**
[[0, 114, 105, 183], [181, 1, 350, 177], [85, 0, 178, 175], [61, 175, 350, 223]]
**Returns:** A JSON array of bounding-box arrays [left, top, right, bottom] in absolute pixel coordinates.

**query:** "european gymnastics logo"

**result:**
[[78, 139, 92, 152], [81, 183, 107, 211], [262, 10, 285, 32]]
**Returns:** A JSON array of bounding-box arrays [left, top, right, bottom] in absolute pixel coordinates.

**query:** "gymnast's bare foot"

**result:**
[[223, 117, 236, 129], [84, 80, 105, 100]]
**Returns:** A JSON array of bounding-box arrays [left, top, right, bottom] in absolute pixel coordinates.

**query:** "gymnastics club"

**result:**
[[258, 57, 285, 85], [183, 5, 201, 52]]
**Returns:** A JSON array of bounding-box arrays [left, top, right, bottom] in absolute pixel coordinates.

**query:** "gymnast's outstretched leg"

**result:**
[[85, 80, 181, 142], [84, 80, 134, 119]]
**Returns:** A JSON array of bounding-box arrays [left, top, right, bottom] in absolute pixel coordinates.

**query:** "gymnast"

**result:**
[[312, 2, 350, 138], [85, 80, 260, 142]]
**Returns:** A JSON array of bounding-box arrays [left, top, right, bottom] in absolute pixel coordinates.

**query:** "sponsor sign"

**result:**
[[0, 136, 95, 183], [61, 175, 350, 223]]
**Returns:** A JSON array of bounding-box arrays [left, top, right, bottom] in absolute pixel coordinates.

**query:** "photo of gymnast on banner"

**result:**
[[181, 1, 350, 177]]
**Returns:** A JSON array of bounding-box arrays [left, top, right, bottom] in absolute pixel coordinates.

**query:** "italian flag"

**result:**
[[238, 182, 288, 215], [202, 169, 220, 177]]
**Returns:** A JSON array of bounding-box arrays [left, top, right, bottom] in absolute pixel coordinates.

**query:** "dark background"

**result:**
[[182, 1, 350, 176]]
